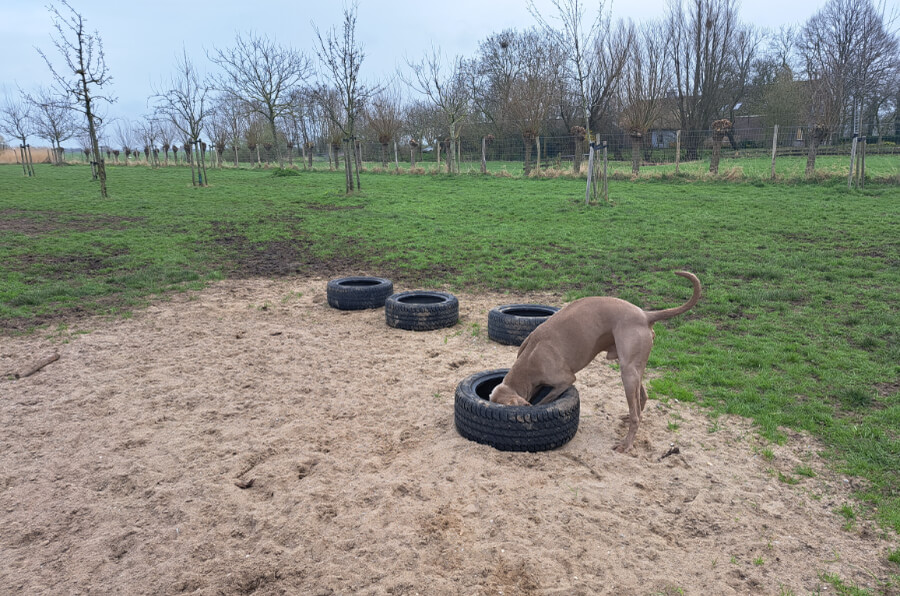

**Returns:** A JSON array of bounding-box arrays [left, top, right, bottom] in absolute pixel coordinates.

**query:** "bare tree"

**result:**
[[136, 116, 161, 167], [313, 2, 371, 192], [153, 49, 212, 186], [800, 0, 899, 142], [404, 48, 469, 174], [588, 18, 632, 136], [210, 32, 311, 169], [28, 87, 78, 165], [403, 99, 441, 168], [283, 88, 319, 168], [38, 0, 115, 197], [113, 119, 136, 165], [469, 29, 519, 139], [529, 0, 607, 137], [206, 105, 230, 168], [157, 119, 175, 166], [366, 86, 404, 168], [0, 91, 36, 176], [245, 115, 266, 167], [506, 29, 565, 175], [667, 0, 740, 160], [620, 20, 668, 175]]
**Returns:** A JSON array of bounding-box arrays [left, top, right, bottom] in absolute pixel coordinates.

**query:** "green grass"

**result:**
[[2, 163, 899, 533]]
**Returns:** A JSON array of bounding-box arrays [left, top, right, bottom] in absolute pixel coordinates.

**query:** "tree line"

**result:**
[[2, 0, 898, 196]]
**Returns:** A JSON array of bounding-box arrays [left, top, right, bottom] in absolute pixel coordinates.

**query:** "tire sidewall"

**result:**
[[487, 304, 559, 346], [454, 369, 580, 452], [385, 291, 459, 331], [327, 276, 394, 310]]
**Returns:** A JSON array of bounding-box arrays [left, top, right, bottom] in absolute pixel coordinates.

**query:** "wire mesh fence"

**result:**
[[56, 125, 900, 182]]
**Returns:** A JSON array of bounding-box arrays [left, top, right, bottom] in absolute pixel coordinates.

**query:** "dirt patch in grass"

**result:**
[[1, 277, 897, 595], [0, 209, 144, 236]]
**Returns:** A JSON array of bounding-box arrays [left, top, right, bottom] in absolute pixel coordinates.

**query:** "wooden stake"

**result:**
[[675, 130, 681, 175], [848, 135, 858, 190], [585, 141, 595, 205], [770, 124, 778, 180], [859, 136, 866, 189], [602, 141, 609, 203]]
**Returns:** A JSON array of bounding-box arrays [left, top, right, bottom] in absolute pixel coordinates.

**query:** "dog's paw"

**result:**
[[613, 442, 635, 454]]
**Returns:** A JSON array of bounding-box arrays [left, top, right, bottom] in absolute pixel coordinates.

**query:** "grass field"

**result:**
[[2, 163, 898, 533]]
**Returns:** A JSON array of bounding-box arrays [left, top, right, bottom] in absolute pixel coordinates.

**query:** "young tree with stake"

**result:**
[[38, 0, 115, 197]]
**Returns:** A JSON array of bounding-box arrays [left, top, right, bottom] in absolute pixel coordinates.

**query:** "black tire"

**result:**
[[385, 291, 459, 331], [454, 369, 580, 452], [487, 304, 560, 346], [327, 276, 394, 310]]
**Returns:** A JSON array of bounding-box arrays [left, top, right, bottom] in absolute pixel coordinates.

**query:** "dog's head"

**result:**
[[489, 383, 530, 407]]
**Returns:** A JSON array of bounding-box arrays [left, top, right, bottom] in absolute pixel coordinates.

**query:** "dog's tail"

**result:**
[[645, 271, 702, 324]]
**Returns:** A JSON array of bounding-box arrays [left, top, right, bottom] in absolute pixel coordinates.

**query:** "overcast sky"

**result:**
[[2, 0, 846, 141]]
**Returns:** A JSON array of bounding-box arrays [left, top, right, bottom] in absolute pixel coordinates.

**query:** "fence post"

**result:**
[[675, 130, 681, 175], [770, 124, 778, 181]]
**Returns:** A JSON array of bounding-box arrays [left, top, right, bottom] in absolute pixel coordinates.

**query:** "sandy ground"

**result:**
[[1, 277, 897, 595]]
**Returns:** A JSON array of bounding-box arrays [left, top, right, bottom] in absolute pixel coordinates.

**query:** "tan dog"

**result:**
[[490, 271, 701, 453]]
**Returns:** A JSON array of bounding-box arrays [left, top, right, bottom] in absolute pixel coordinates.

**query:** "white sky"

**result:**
[[0, 0, 859, 140]]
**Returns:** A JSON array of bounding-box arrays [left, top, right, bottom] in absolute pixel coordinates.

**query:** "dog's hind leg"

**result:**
[[613, 329, 653, 453]]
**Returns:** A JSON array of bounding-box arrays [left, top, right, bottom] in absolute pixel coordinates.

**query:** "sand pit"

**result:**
[[1, 277, 896, 594]]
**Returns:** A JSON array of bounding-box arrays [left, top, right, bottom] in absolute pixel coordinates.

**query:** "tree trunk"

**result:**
[[481, 137, 487, 174], [344, 140, 353, 193], [410, 145, 417, 169], [268, 117, 283, 168], [630, 134, 642, 176], [805, 137, 819, 178], [710, 135, 722, 175], [19, 143, 28, 176], [380, 143, 388, 168], [82, 82, 107, 197], [523, 137, 533, 175], [573, 137, 582, 174], [447, 138, 455, 174]]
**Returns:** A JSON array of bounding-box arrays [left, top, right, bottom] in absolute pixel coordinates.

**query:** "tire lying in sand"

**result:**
[[454, 369, 580, 452], [327, 276, 394, 310], [487, 304, 560, 346], [385, 291, 459, 331]]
